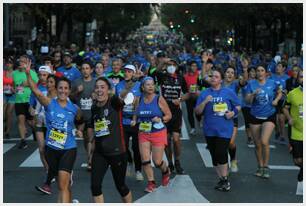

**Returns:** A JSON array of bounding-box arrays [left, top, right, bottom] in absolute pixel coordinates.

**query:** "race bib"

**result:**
[[94, 118, 110, 137], [16, 85, 24, 94], [49, 128, 67, 148], [80, 98, 93, 110], [4, 85, 12, 94], [123, 104, 134, 113], [139, 122, 152, 133], [299, 104, 303, 119], [213, 102, 228, 116], [189, 84, 197, 93]]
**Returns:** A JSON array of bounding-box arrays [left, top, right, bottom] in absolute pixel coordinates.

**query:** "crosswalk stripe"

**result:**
[[296, 181, 303, 195], [196, 143, 213, 168], [20, 149, 43, 167], [269, 165, 299, 170], [181, 118, 190, 140], [3, 143, 16, 154], [135, 175, 209, 203]]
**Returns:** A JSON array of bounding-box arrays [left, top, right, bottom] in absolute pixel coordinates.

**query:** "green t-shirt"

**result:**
[[286, 86, 303, 141], [12, 69, 39, 103]]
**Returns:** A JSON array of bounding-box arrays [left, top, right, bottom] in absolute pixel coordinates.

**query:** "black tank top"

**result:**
[[91, 96, 126, 156]]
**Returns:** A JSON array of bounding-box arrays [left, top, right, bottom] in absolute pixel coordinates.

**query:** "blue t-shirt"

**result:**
[[57, 65, 81, 81], [45, 98, 78, 150], [115, 80, 141, 125], [196, 87, 241, 139], [246, 79, 278, 118], [241, 81, 251, 108], [29, 84, 48, 109], [269, 73, 289, 90], [136, 95, 165, 133], [222, 80, 240, 94]]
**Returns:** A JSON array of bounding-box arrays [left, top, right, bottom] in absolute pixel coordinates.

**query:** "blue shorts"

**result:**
[[4, 94, 15, 104]]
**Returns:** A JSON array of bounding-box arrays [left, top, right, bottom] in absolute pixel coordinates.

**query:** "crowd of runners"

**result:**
[[3, 36, 303, 202]]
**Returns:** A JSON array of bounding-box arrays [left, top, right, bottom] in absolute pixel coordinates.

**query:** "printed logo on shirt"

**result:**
[[80, 98, 93, 110]]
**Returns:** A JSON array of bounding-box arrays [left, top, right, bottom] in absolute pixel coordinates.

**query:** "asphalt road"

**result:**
[[2, 103, 303, 203]]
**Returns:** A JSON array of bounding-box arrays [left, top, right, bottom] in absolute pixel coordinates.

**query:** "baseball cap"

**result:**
[[63, 52, 72, 58], [124, 64, 136, 72], [38, 65, 52, 74]]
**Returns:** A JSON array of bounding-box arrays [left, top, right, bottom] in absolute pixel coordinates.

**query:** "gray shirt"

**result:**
[[72, 78, 95, 121]]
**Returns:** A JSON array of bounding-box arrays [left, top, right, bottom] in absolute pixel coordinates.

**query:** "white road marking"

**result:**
[[3, 143, 15, 154], [238, 125, 245, 131], [181, 118, 190, 140], [196, 143, 213, 168], [20, 149, 43, 167], [269, 165, 299, 170], [135, 175, 209, 203], [296, 181, 303, 195], [248, 144, 276, 149]]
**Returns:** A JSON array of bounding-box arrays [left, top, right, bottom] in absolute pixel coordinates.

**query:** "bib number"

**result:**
[[94, 119, 110, 137], [213, 103, 228, 116], [4, 85, 12, 94], [16, 85, 24, 94], [49, 129, 67, 148], [139, 122, 152, 133]]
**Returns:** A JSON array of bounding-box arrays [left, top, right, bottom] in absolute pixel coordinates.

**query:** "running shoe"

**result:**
[[189, 128, 196, 135], [278, 137, 287, 145], [35, 184, 52, 195], [215, 177, 230, 192], [214, 178, 223, 190], [87, 162, 92, 172], [175, 160, 185, 174], [144, 181, 156, 193], [72, 199, 79, 203], [161, 168, 170, 186], [247, 138, 254, 147], [262, 167, 270, 179], [135, 171, 144, 181], [230, 160, 238, 173], [254, 167, 264, 177], [18, 140, 28, 149]]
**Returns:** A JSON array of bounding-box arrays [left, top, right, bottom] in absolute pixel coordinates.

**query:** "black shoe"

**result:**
[[169, 163, 175, 173], [298, 168, 303, 182], [175, 160, 185, 174], [215, 177, 230, 192], [18, 140, 28, 149]]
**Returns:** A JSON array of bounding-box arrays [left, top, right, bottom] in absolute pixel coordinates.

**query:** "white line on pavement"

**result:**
[[20, 149, 43, 167], [269, 165, 299, 170], [196, 143, 213, 168], [181, 118, 190, 140], [238, 125, 245, 131], [248, 144, 276, 149], [296, 181, 303, 195], [135, 175, 209, 203], [3, 143, 15, 154]]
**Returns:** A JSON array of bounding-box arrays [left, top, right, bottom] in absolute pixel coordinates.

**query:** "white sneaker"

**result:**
[[189, 128, 196, 135], [230, 160, 238, 173], [72, 199, 79, 203], [135, 171, 144, 181]]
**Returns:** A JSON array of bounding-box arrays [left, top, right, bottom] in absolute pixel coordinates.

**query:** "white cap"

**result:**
[[38, 65, 52, 74], [274, 55, 281, 63], [124, 64, 136, 72]]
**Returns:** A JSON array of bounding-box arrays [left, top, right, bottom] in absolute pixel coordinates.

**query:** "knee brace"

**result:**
[[142, 160, 151, 166]]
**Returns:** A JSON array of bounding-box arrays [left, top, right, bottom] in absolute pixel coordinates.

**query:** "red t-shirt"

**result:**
[[184, 71, 199, 93]]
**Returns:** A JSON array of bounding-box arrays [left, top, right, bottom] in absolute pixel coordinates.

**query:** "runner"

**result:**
[[94, 62, 105, 78], [245, 64, 282, 179], [195, 68, 241, 192], [89, 77, 132, 203], [25, 60, 84, 203], [71, 61, 96, 171], [106, 58, 125, 87], [4, 57, 16, 139], [158, 58, 189, 174], [222, 65, 248, 172], [13, 55, 39, 149], [115, 64, 144, 180], [269, 61, 289, 144], [134, 76, 172, 192], [57, 52, 82, 82], [241, 66, 256, 147], [184, 60, 200, 135], [283, 70, 303, 182]]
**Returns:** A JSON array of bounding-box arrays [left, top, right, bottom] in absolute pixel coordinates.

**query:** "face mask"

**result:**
[[167, 65, 176, 74]]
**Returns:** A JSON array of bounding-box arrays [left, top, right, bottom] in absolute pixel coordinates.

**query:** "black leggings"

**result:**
[[185, 96, 201, 128], [124, 125, 142, 171], [91, 152, 130, 197], [206, 136, 230, 166]]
